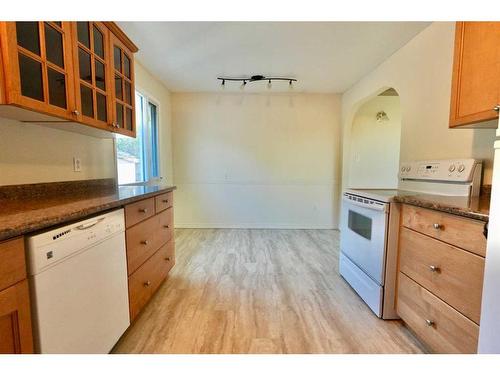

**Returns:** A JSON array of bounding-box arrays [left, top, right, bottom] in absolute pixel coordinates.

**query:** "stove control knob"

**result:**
[[407, 166, 411, 172], [458, 164, 466, 173], [448, 165, 456, 172], [401, 166, 406, 173]]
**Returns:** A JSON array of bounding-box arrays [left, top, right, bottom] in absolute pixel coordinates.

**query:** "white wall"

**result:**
[[341, 22, 496, 193], [172, 92, 341, 229], [0, 60, 174, 187], [348, 95, 401, 188]]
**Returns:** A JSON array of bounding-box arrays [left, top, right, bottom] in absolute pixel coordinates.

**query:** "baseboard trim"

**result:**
[[175, 222, 337, 230]]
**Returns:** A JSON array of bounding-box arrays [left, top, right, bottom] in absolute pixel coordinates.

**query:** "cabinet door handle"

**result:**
[[433, 223, 442, 230], [425, 319, 435, 327], [144, 281, 151, 287], [139, 208, 148, 213], [162, 199, 169, 203], [163, 225, 169, 229], [165, 257, 171, 261], [72, 110, 80, 116], [141, 240, 149, 245], [494, 105, 500, 112], [429, 265, 440, 272]]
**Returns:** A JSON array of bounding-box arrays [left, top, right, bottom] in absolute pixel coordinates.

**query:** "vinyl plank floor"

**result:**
[[112, 229, 425, 354]]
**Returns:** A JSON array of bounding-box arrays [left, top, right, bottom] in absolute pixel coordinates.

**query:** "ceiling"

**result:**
[[118, 22, 431, 93]]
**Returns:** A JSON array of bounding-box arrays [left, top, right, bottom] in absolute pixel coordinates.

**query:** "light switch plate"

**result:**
[[73, 157, 82, 172]]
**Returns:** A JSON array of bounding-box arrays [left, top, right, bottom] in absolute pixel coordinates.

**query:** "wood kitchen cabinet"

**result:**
[[449, 22, 500, 128], [0, 237, 34, 354], [0, 22, 77, 121], [125, 191, 175, 321], [72, 22, 113, 131], [0, 21, 138, 137], [110, 31, 136, 137], [396, 204, 486, 353]]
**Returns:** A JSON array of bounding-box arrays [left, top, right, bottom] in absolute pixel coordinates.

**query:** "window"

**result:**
[[116, 91, 160, 185]]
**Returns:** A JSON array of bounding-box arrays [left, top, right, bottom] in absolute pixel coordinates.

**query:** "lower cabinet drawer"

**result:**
[[126, 214, 161, 275], [397, 272, 479, 353], [128, 240, 174, 321], [157, 207, 174, 245], [125, 197, 155, 228], [401, 204, 486, 257], [155, 191, 173, 213], [399, 227, 484, 324], [161, 239, 175, 275]]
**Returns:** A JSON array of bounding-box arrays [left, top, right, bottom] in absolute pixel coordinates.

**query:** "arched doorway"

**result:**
[[347, 88, 401, 189]]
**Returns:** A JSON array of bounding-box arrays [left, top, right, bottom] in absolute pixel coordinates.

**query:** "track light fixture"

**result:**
[[218, 75, 297, 89]]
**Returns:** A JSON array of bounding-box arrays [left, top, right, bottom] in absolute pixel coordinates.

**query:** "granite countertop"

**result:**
[[0, 179, 176, 241], [392, 191, 490, 222]]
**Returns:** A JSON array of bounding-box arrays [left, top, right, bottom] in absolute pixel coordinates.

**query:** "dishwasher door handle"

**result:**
[[75, 217, 106, 230]]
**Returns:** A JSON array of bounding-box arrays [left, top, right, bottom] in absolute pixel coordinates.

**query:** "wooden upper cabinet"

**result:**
[[109, 32, 136, 137], [449, 22, 500, 128], [0, 21, 138, 137], [0, 22, 76, 121], [72, 22, 114, 131]]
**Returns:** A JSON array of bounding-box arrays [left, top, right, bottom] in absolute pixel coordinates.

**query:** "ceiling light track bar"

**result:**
[[217, 75, 297, 88]]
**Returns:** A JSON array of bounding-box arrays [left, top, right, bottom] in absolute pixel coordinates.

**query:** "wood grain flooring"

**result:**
[[112, 229, 425, 354]]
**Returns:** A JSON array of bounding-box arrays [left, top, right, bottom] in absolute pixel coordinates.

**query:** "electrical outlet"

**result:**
[[73, 157, 82, 172]]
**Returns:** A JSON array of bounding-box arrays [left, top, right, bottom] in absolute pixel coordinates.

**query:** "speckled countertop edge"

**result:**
[[0, 183, 176, 241], [392, 195, 489, 222]]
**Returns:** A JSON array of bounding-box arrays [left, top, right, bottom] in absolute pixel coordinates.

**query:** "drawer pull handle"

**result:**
[[144, 281, 151, 287], [494, 105, 500, 113], [429, 265, 440, 272], [164, 225, 170, 229], [141, 240, 149, 245], [165, 257, 171, 261], [425, 319, 435, 327], [162, 199, 169, 203], [432, 223, 442, 230], [139, 208, 148, 213]]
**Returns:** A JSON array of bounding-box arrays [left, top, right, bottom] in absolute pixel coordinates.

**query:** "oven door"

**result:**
[[340, 194, 389, 285]]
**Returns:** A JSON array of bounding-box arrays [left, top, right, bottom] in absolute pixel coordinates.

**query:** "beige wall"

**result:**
[[348, 95, 401, 188], [134, 61, 174, 184], [0, 60, 173, 186], [341, 22, 497, 193], [0, 118, 115, 185], [172, 92, 341, 228]]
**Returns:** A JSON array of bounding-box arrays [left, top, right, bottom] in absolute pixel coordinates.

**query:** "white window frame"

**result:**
[[115, 89, 161, 186]]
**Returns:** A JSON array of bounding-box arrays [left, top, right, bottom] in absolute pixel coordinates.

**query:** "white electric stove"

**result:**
[[339, 159, 483, 319]]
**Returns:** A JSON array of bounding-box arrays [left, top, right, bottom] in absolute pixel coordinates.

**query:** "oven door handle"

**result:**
[[342, 195, 387, 212]]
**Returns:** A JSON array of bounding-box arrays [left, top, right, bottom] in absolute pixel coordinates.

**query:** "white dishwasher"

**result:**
[[26, 208, 130, 353]]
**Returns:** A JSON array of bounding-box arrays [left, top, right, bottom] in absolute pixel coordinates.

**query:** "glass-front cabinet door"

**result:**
[[0, 22, 76, 120], [72, 22, 113, 130], [110, 33, 135, 137]]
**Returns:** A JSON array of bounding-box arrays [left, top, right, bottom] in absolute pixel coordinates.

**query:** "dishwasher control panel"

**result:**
[[26, 209, 125, 275]]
